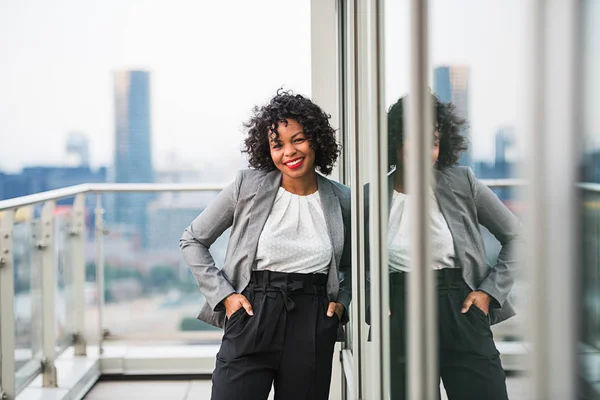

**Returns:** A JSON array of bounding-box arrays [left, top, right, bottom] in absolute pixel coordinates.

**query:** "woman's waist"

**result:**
[[247, 270, 328, 294]]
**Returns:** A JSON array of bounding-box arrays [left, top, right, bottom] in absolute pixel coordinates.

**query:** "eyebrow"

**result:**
[[290, 131, 305, 139]]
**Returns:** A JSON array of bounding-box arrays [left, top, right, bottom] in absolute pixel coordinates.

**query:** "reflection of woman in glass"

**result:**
[[384, 94, 522, 399], [180, 90, 351, 400]]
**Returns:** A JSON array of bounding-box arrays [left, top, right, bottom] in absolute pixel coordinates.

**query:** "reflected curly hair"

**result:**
[[387, 93, 468, 170], [242, 89, 340, 175]]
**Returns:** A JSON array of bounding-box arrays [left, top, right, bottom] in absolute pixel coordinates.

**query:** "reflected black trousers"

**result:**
[[211, 271, 339, 400], [389, 269, 509, 400]]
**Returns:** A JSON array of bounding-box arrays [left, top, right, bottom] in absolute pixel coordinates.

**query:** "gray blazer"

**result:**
[[180, 169, 352, 329], [367, 166, 523, 325]]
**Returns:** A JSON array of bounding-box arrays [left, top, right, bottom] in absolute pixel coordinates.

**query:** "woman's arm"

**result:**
[[179, 170, 243, 311], [467, 167, 524, 309]]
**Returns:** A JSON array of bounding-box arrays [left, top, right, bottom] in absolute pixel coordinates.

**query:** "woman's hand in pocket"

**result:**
[[460, 291, 491, 316], [223, 294, 254, 318], [327, 302, 345, 319]]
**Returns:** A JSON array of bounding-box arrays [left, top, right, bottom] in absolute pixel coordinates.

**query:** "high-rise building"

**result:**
[[495, 127, 515, 167], [113, 70, 154, 245], [433, 65, 472, 167]]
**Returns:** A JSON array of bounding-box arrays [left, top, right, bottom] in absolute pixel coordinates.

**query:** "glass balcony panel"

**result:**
[[99, 191, 226, 342], [13, 216, 43, 391]]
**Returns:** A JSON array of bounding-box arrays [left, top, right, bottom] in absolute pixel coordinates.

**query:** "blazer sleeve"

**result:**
[[179, 170, 243, 311], [467, 167, 524, 308]]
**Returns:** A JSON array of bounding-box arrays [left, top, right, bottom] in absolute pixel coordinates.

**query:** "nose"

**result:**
[[283, 142, 297, 158]]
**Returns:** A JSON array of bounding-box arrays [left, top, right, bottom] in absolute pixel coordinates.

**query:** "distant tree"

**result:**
[[105, 265, 143, 281], [148, 265, 178, 290]]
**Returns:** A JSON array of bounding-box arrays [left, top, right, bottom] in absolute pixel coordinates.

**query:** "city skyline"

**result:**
[[0, 0, 529, 176], [0, 61, 519, 175]]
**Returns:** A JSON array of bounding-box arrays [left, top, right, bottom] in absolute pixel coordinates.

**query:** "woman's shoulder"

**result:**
[[318, 175, 350, 212], [437, 165, 480, 199], [438, 165, 471, 177], [437, 165, 475, 185], [232, 168, 281, 196], [236, 168, 269, 180], [233, 168, 272, 185], [320, 175, 350, 195]]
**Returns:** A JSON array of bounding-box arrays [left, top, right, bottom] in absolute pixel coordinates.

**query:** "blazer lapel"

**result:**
[[245, 169, 282, 265], [433, 169, 468, 265], [316, 174, 344, 261]]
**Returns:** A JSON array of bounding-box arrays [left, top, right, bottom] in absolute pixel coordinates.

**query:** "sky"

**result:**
[[0, 0, 312, 177], [1, 0, 595, 177]]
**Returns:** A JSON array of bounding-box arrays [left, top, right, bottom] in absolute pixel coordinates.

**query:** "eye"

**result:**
[[294, 138, 306, 144], [271, 142, 283, 149]]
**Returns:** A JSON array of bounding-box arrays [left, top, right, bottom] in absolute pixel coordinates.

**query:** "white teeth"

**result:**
[[287, 159, 302, 166]]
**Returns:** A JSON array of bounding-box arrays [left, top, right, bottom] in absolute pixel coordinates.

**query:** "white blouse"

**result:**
[[255, 187, 332, 274], [388, 189, 457, 273]]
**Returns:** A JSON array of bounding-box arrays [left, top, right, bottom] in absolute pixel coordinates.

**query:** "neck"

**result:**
[[281, 171, 319, 195], [394, 167, 406, 194]]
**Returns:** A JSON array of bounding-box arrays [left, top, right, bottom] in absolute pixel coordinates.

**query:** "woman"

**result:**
[[376, 94, 523, 399], [180, 89, 351, 400]]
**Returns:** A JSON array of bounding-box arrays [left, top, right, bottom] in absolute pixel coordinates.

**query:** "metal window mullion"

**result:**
[[338, 0, 349, 186], [0, 210, 16, 399], [360, 0, 390, 397], [39, 201, 57, 388], [70, 194, 86, 356], [407, 0, 436, 399], [356, 0, 372, 398], [527, 0, 580, 398], [345, 0, 365, 397], [95, 194, 106, 355]]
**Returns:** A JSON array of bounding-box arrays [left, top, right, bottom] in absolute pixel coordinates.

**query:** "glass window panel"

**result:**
[[579, 0, 600, 396]]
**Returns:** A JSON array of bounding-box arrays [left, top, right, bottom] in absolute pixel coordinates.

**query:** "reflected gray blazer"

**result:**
[[367, 166, 523, 325], [180, 169, 352, 329]]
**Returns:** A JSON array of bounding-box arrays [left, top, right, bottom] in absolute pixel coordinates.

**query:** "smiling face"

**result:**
[[268, 118, 316, 182]]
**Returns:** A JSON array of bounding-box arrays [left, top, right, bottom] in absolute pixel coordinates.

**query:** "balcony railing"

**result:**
[[0, 183, 225, 399]]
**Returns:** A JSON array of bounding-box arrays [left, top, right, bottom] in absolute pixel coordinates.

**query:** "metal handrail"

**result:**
[[480, 178, 527, 188], [0, 183, 227, 212], [577, 182, 600, 192], [1, 179, 599, 213], [0, 184, 92, 211]]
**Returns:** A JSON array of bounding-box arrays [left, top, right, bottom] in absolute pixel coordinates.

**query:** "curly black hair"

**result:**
[[387, 93, 468, 170], [242, 89, 340, 175]]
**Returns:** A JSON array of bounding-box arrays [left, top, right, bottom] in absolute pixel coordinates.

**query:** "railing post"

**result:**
[[69, 195, 86, 356], [94, 194, 105, 355], [0, 210, 16, 400], [29, 219, 42, 360], [39, 201, 57, 388]]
